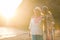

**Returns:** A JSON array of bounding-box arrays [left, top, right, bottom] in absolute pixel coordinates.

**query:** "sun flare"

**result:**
[[0, 0, 23, 20]]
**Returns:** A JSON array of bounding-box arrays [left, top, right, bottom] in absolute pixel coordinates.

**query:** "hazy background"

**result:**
[[0, 0, 60, 30]]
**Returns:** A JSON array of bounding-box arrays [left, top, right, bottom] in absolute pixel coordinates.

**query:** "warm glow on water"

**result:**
[[0, 27, 17, 39], [0, 27, 29, 39]]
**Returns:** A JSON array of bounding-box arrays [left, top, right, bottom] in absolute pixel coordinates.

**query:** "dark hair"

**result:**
[[42, 6, 49, 11]]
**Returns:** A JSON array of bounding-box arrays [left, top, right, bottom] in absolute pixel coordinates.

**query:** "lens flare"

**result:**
[[0, 0, 23, 25], [0, 0, 23, 19]]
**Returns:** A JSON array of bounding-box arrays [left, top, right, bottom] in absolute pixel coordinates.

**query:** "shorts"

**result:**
[[32, 35, 43, 40]]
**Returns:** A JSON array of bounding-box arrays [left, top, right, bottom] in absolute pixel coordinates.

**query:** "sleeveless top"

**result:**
[[29, 16, 43, 35]]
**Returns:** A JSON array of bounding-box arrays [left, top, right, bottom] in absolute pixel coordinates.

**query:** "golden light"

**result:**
[[0, 27, 18, 39], [0, 0, 23, 25]]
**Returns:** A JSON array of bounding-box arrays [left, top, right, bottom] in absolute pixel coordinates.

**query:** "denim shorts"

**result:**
[[32, 35, 43, 40]]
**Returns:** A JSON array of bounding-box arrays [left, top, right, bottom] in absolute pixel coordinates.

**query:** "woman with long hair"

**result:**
[[29, 6, 43, 40], [42, 6, 55, 40]]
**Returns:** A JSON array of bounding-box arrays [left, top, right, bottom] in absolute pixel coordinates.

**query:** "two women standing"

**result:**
[[29, 6, 55, 40]]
